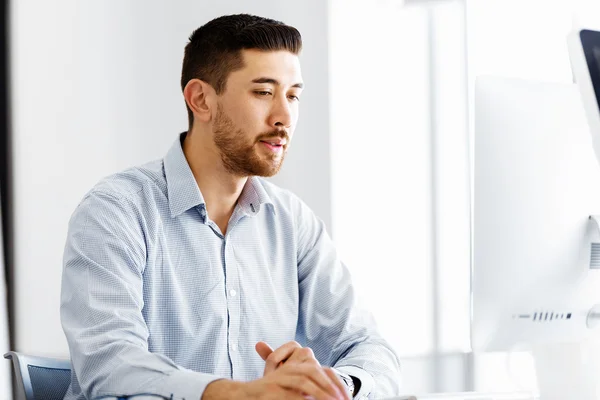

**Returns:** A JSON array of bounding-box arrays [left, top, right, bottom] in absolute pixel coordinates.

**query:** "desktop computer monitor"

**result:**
[[472, 75, 600, 399]]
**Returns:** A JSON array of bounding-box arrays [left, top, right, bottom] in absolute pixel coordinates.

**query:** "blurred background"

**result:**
[[1, 0, 600, 398]]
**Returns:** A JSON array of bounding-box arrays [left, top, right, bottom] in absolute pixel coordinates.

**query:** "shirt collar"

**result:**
[[238, 176, 276, 217], [164, 132, 275, 218], [164, 133, 206, 217]]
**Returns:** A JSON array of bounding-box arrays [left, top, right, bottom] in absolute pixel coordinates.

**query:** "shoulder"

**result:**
[[73, 159, 166, 222], [88, 159, 166, 201]]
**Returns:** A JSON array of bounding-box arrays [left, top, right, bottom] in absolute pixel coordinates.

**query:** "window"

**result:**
[[330, 0, 435, 358]]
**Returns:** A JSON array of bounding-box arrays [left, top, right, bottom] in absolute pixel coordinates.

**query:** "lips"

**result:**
[[259, 139, 286, 146]]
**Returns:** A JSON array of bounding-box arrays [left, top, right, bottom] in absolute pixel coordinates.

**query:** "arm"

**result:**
[[294, 200, 402, 399], [60, 190, 221, 400]]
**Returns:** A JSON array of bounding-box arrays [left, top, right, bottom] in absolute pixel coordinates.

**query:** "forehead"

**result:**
[[230, 49, 303, 85]]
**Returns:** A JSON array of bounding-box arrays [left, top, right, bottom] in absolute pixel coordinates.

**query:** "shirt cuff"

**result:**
[[163, 368, 223, 400], [334, 365, 374, 399]]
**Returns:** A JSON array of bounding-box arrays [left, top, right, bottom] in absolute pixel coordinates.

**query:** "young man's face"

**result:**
[[212, 49, 303, 177]]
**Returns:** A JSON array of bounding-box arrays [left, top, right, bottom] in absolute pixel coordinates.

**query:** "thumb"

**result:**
[[255, 341, 274, 361]]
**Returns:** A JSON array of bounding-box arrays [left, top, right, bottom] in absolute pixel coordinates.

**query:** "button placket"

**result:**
[[224, 235, 242, 379]]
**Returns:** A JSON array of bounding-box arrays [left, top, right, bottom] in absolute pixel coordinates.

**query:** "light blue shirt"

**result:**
[[61, 133, 401, 400]]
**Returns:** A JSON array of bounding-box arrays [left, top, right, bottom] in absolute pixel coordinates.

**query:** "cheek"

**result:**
[[236, 101, 265, 125]]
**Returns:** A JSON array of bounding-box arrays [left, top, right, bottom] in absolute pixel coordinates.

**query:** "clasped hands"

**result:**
[[249, 340, 351, 400], [202, 340, 351, 400]]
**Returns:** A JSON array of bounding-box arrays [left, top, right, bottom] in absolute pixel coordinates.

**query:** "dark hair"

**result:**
[[181, 14, 302, 128]]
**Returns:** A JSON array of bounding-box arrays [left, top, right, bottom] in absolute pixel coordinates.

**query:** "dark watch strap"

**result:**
[[332, 368, 355, 397]]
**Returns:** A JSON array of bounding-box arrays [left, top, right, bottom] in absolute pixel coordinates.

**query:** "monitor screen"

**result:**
[[568, 28, 600, 168], [580, 30, 600, 114]]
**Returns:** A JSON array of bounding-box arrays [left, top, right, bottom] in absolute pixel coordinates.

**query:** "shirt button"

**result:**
[[229, 289, 237, 297], [231, 344, 238, 352]]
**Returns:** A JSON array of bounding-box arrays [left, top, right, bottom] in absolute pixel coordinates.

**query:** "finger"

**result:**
[[324, 368, 351, 400], [277, 373, 340, 400], [287, 346, 319, 366], [255, 341, 274, 361], [264, 341, 302, 374], [256, 342, 275, 376], [285, 363, 343, 399]]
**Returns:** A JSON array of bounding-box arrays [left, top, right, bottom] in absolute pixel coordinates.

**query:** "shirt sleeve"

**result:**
[[295, 198, 402, 399], [60, 190, 221, 400]]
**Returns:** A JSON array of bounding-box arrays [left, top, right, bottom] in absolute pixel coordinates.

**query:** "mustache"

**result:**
[[256, 130, 289, 142]]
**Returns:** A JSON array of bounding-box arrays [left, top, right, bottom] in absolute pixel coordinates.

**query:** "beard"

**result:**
[[213, 103, 289, 177]]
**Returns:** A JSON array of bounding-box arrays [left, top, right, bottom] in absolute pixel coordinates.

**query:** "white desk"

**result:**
[[388, 392, 537, 400]]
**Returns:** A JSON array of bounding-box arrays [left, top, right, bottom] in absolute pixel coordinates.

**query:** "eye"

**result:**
[[288, 95, 300, 102], [255, 91, 272, 96]]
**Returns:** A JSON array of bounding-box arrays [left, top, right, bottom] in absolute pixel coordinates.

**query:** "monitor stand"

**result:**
[[533, 339, 600, 400]]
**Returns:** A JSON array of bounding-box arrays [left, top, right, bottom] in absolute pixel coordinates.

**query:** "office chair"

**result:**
[[4, 351, 71, 400]]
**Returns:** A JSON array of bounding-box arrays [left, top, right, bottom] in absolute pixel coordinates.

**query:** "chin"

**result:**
[[253, 162, 282, 177], [255, 167, 280, 178]]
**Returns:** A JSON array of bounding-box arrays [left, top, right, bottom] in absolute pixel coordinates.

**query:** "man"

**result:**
[[61, 14, 401, 400]]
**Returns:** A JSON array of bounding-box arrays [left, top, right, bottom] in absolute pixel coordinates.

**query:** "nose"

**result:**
[[268, 95, 293, 129]]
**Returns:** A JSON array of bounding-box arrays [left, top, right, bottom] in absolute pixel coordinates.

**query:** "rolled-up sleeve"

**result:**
[[295, 199, 402, 399], [60, 190, 221, 400]]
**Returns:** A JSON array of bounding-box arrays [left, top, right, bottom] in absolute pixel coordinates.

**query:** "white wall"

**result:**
[[10, 0, 330, 357]]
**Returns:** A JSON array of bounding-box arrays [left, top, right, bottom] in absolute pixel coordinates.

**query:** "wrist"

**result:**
[[201, 379, 244, 400]]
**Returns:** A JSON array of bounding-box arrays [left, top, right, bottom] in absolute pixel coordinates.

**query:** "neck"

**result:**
[[182, 129, 248, 230]]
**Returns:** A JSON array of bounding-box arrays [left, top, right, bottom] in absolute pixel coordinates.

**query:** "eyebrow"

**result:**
[[251, 77, 304, 89]]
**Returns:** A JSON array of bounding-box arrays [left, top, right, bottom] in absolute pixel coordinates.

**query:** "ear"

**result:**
[[183, 79, 216, 123]]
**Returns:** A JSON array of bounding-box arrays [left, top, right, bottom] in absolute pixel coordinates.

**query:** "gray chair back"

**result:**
[[4, 351, 71, 400]]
